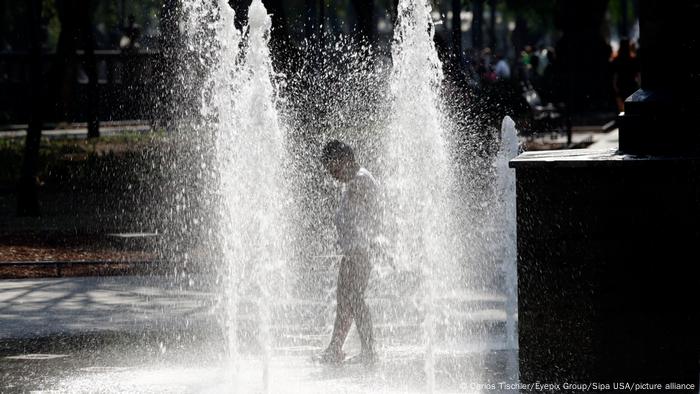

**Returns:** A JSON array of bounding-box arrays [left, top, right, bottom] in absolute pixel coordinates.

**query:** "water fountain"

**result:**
[[494, 116, 519, 383], [382, 0, 464, 391], [201, 0, 519, 390], [2, 1, 519, 392], [207, 0, 288, 390]]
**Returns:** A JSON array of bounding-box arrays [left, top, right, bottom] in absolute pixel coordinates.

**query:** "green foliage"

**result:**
[[94, 0, 163, 31], [0, 132, 165, 191], [94, 1, 121, 30], [1, 0, 164, 52], [0, 138, 24, 184], [501, 0, 557, 32], [608, 0, 635, 32], [41, 0, 60, 50], [1, 0, 28, 49]]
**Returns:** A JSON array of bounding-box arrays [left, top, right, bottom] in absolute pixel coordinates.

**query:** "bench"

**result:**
[[517, 82, 571, 143]]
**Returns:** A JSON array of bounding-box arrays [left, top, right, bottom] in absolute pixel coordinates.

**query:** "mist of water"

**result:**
[[159, 0, 518, 392], [383, 1, 466, 391], [186, 0, 289, 389]]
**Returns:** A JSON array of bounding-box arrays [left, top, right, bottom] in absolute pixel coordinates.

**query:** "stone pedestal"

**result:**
[[511, 149, 700, 390]]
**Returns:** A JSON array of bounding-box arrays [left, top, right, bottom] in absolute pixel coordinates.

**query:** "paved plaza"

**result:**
[[0, 275, 517, 393]]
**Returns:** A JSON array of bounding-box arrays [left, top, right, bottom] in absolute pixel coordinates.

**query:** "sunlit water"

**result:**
[[495, 116, 520, 382], [207, 1, 288, 391], [53, 354, 500, 394], [382, 0, 466, 391], [28, 0, 520, 392]]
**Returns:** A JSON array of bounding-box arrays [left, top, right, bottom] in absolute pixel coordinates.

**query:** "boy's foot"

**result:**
[[313, 348, 345, 365], [345, 350, 377, 366]]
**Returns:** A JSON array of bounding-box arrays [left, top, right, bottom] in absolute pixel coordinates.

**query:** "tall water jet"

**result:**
[[495, 116, 520, 382], [384, 0, 462, 391], [199, 0, 288, 390], [203, 2, 243, 385]]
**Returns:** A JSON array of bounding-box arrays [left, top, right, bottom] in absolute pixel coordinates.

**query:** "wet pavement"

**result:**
[[0, 276, 517, 393]]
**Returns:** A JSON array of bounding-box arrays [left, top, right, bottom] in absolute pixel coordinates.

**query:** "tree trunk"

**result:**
[[554, 0, 612, 111], [264, 0, 295, 73], [619, 0, 629, 38], [351, 0, 374, 41], [157, 0, 179, 130], [488, 0, 497, 49], [471, 0, 484, 49], [53, 0, 79, 122], [452, 0, 462, 58], [18, 0, 43, 216], [304, 0, 317, 40], [328, 0, 341, 35], [511, 15, 528, 57], [78, 0, 99, 138], [388, 0, 399, 27]]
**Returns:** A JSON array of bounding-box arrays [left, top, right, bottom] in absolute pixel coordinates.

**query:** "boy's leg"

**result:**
[[325, 258, 354, 356], [349, 257, 374, 356]]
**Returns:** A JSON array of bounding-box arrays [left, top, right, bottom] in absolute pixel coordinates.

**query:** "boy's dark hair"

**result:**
[[321, 140, 354, 165]]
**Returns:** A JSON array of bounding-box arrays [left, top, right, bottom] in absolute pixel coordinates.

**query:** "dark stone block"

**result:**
[[511, 150, 700, 390]]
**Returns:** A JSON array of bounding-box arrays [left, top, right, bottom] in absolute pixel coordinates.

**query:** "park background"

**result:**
[[3, 1, 700, 392], [1, 1, 636, 266]]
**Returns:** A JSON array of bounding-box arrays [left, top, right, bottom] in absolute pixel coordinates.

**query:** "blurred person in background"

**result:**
[[611, 38, 640, 112]]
